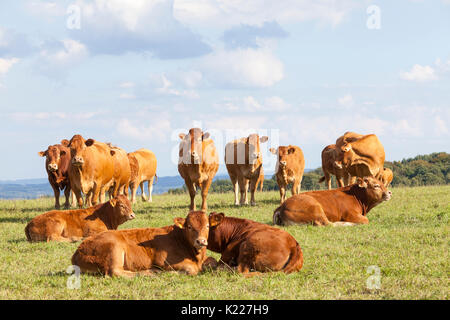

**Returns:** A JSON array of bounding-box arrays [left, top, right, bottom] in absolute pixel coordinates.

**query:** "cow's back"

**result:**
[[131, 149, 157, 181]]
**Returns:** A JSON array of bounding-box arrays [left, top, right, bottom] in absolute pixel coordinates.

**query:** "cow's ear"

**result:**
[[288, 147, 296, 154], [38, 151, 46, 157], [269, 148, 277, 155], [85, 139, 95, 147], [202, 132, 210, 140], [179, 133, 186, 140], [110, 150, 116, 156], [110, 198, 117, 207], [209, 212, 225, 227], [260, 136, 269, 143], [357, 178, 368, 188], [61, 139, 70, 147], [174, 217, 185, 229]]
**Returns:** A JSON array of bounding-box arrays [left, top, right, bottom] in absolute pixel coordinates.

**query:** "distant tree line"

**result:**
[[167, 152, 450, 194]]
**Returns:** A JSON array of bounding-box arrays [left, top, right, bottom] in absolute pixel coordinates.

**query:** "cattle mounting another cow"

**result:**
[[318, 144, 349, 190], [273, 176, 391, 226], [25, 195, 135, 242]]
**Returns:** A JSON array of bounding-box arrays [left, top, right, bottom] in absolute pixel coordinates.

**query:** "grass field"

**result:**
[[0, 186, 449, 300]]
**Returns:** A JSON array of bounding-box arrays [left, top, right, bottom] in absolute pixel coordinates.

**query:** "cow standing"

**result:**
[[38, 140, 72, 209], [270, 145, 305, 204], [67, 134, 115, 208], [225, 134, 268, 206], [318, 144, 349, 190], [178, 128, 219, 212], [127, 149, 157, 204], [107, 144, 131, 198]]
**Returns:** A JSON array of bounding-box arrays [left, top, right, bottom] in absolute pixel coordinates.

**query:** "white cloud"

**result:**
[[119, 82, 135, 88], [0, 58, 19, 75], [117, 117, 172, 141], [199, 48, 284, 88], [400, 64, 438, 82], [26, 1, 65, 16], [215, 96, 290, 112], [337, 93, 354, 108], [119, 93, 136, 100]]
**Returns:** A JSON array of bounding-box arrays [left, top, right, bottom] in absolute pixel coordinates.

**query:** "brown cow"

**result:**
[[380, 167, 394, 187], [273, 176, 392, 226], [71, 211, 219, 277], [225, 134, 268, 206], [178, 128, 219, 211], [107, 144, 131, 198], [256, 167, 264, 192], [127, 149, 157, 204], [67, 134, 115, 208], [38, 140, 72, 209], [318, 144, 349, 190], [25, 195, 135, 242], [269, 145, 305, 203], [206, 212, 303, 276]]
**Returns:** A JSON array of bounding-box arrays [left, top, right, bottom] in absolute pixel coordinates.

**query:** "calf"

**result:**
[[25, 195, 135, 242], [273, 177, 391, 226], [71, 211, 219, 277], [318, 144, 349, 190], [206, 213, 303, 276], [270, 145, 305, 203]]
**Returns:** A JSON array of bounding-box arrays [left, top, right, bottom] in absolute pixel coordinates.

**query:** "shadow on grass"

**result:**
[[0, 217, 31, 223], [7, 238, 28, 244]]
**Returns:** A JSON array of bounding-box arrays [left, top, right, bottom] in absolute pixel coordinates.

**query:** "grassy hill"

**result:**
[[0, 185, 448, 299]]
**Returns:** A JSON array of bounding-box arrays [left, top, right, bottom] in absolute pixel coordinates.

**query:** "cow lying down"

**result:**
[[25, 195, 134, 242], [204, 213, 303, 276], [72, 211, 221, 277], [273, 177, 391, 226]]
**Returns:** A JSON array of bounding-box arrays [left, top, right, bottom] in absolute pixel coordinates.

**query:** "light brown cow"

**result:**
[[335, 132, 385, 183], [318, 144, 349, 190], [178, 128, 219, 212], [273, 177, 391, 226], [269, 145, 305, 204], [38, 141, 73, 209], [25, 195, 135, 242], [71, 211, 219, 277], [225, 134, 268, 206], [380, 167, 394, 187], [107, 144, 131, 198], [205, 212, 303, 276], [127, 149, 157, 204], [255, 167, 264, 192], [68, 134, 115, 208]]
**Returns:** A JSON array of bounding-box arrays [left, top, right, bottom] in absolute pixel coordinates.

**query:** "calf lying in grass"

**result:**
[[273, 177, 392, 226], [205, 212, 303, 276], [25, 195, 134, 242], [71, 211, 221, 277]]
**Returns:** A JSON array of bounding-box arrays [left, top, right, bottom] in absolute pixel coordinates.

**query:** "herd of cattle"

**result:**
[[24, 129, 393, 277]]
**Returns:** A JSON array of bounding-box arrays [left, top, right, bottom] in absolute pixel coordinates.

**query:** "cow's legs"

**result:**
[[186, 180, 196, 211], [63, 186, 71, 209], [324, 172, 332, 190], [140, 182, 147, 201], [200, 179, 212, 212], [229, 174, 239, 205], [292, 179, 301, 196], [73, 187, 84, 208], [91, 184, 102, 206], [130, 181, 138, 204], [279, 183, 286, 204], [147, 177, 154, 202], [238, 177, 247, 205], [51, 184, 61, 209], [249, 178, 257, 206], [336, 174, 345, 188], [70, 190, 77, 208]]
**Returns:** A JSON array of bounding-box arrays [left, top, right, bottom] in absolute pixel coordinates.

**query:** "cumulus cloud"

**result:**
[[117, 116, 172, 142], [0, 58, 20, 75], [222, 21, 288, 49], [337, 94, 354, 108], [69, 0, 211, 59], [400, 64, 438, 82], [214, 96, 291, 112], [0, 28, 35, 58]]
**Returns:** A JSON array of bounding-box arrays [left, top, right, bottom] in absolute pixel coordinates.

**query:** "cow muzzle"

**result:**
[[47, 163, 58, 172], [72, 157, 84, 166], [383, 191, 392, 201], [279, 161, 287, 167], [194, 238, 208, 249], [129, 212, 136, 220]]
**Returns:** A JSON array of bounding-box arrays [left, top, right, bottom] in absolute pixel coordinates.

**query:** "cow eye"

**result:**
[[374, 185, 380, 188], [187, 225, 192, 229]]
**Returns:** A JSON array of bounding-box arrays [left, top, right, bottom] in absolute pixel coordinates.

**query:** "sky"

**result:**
[[0, 0, 449, 180]]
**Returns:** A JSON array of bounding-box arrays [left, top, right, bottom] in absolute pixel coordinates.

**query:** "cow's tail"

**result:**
[[282, 242, 303, 274], [318, 176, 325, 183], [273, 206, 284, 226], [24, 223, 32, 242], [153, 174, 158, 185]]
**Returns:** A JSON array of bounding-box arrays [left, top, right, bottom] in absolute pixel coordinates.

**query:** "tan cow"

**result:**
[[127, 149, 157, 204], [255, 167, 264, 192], [318, 144, 349, 190], [269, 145, 305, 204], [380, 167, 394, 187], [225, 134, 268, 206], [178, 128, 219, 212], [107, 144, 131, 198], [71, 211, 220, 277], [273, 177, 391, 226], [67, 134, 115, 208], [25, 195, 135, 242]]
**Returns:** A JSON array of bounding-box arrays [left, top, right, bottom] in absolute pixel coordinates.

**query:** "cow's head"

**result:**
[[174, 211, 213, 251], [356, 177, 392, 203], [67, 134, 95, 167], [38, 144, 67, 172], [270, 145, 296, 169], [178, 128, 210, 165], [242, 134, 268, 171], [109, 194, 135, 224]]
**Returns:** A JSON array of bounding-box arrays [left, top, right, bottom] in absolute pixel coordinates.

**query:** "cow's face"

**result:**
[[357, 177, 392, 202], [246, 134, 268, 170], [110, 195, 135, 223], [39, 145, 65, 172], [270, 146, 295, 169], [178, 128, 210, 165], [68, 135, 95, 167], [174, 211, 211, 250]]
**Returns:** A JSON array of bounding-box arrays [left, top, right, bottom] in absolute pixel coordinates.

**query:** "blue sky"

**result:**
[[0, 0, 449, 180]]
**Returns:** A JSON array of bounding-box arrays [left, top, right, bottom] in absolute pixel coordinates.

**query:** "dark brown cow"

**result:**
[[206, 213, 303, 276], [225, 134, 268, 206], [127, 149, 157, 204], [71, 211, 219, 277], [25, 195, 134, 242], [178, 128, 219, 211], [380, 167, 394, 187], [270, 145, 305, 203], [38, 140, 72, 209], [318, 144, 349, 190], [67, 134, 115, 208], [273, 177, 392, 226], [107, 144, 131, 198]]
